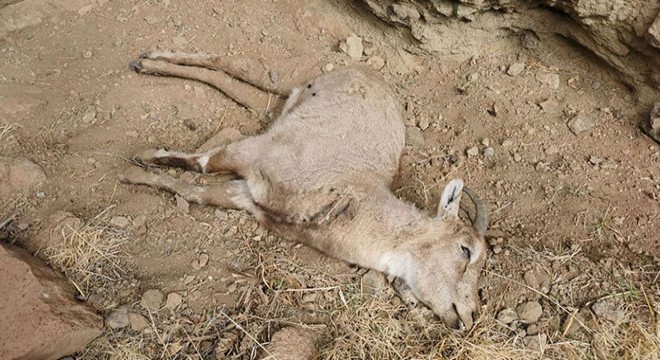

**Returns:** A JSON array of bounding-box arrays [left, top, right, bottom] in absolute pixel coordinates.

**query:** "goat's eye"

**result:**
[[461, 245, 471, 259]]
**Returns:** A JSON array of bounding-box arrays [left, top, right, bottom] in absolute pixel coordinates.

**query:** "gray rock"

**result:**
[[466, 146, 479, 158], [405, 126, 425, 147], [164, 292, 183, 310], [483, 147, 495, 157], [507, 62, 525, 76], [516, 301, 543, 324], [539, 99, 561, 116], [128, 313, 150, 332], [109, 216, 131, 229], [591, 299, 626, 326], [497, 308, 518, 324], [140, 289, 164, 312], [105, 306, 130, 329], [340, 34, 363, 60], [567, 114, 594, 135], [536, 73, 560, 89]]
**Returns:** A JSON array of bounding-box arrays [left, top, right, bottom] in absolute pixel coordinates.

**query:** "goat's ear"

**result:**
[[437, 179, 463, 219]]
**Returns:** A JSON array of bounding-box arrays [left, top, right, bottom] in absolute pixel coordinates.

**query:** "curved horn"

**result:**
[[461, 187, 488, 233]]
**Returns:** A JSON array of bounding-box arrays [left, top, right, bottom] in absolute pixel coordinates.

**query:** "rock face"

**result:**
[[0, 243, 103, 360], [361, 0, 660, 102]]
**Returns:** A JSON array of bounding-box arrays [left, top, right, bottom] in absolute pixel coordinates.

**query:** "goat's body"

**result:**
[[122, 51, 488, 330]]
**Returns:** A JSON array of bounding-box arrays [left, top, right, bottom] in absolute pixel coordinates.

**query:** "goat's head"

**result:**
[[404, 179, 488, 331]]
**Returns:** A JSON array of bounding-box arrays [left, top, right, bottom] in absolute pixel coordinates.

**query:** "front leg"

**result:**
[[133, 147, 244, 175]]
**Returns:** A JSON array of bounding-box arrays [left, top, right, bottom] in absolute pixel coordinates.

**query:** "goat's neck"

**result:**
[[343, 186, 433, 281]]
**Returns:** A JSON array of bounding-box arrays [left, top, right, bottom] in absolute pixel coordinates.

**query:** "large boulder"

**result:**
[[361, 0, 660, 103], [0, 242, 103, 360]]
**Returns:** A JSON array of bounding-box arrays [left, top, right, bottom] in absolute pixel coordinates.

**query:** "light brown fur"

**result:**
[[120, 51, 488, 330]]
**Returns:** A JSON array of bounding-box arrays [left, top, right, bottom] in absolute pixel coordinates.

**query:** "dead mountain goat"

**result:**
[[120, 51, 488, 330]]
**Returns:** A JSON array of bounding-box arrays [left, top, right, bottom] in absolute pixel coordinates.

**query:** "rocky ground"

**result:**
[[0, 0, 658, 359]]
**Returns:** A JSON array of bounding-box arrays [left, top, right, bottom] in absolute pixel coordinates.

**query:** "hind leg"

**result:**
[[118, 167, 256, 212]]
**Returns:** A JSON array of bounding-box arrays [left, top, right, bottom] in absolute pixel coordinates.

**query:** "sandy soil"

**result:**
[[1, 0, 658, 359]]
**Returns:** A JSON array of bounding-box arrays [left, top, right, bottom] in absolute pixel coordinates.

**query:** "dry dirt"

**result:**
[[1, 0, 658, 359]]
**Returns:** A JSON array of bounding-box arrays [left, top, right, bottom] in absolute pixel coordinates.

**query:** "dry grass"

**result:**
[[11, 207, 656, 360]]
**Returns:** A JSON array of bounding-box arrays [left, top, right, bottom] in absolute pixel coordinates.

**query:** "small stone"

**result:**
[[481, 138, 490, 147], [517, 301, 543, 324], [539, 99, 561, 116], [589, 156, 603, 166], [183, 275, 195, 285], [322, 63, 334, 73], [144, 15, 159, 25], [198, 253, 209, 267], [507, 62, 525, 76], [501, 139, 513, 147], [526, 324, 540, 336], [140, 289, 164, 312], [172, 36, 187, 47], [36, 191, 46, 199], [567, 114, 594, 135], [643, 102, 660, 142], [497, 308, 518, 324], [405, 126, 425, 147], [106, 306, 130, 329], [165, 292, 183, 309], [466, 146, 479, 158], [544, 145, 559, 155], [492, 245, 502, 254], [128, 313, 150, 332], [175, 195, 189, 213], [536, 73, 560, 89], [646, 16, 660, 48], [215, 209, 228, 221], [82, 50, 93, 59], [592, 299, 626, 326], [82, 110, 96, 123], [367, 56, 385, 70], [483, 147, 495, 157], [125, 130, 138, 137], [16, 223, 29, 231], [109, 216, 131, 229], [417, 117, 430, 131], [302, 292, 318, 303], [613, 217, 624, 225], [269, 70, 279, 83], [340, 34, 363, 60], [513, 153, 522, 162]]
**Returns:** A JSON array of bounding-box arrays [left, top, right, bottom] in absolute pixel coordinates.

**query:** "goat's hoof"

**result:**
[[129, 59, 146, 73], [133, 148, 166, 167]]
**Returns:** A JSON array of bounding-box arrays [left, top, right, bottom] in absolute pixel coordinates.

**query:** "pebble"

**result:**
[[536, 73, 560, 89], [172, 36, 187, 47], [513, 153, 522, 162], [175, 195, 190, 213], [17, 223, 29, 231], [466, 146, 479, 158], [483, 147, 495, 157], [36, 191, 46, 199], [106, 306, 130, 329], [215, 209, 228, 221], [322, 63, 334, 73], [507, 62, 525, 76], [82, 49, 93, 59], [367, 56, 386, 70], [405, 126, 425, 147], [140, 289, 164, 312], [497, 308, 518, 324], [481, 138, 490, 147], [417, 117, 430, 131], [567, 114, 594, 135], [269, 70, 280, 83], [340, 34, 363, 60], [183, 275, 195, 285], [109, 216, 131, 229], [591, 299, 626, 325], [192, 253, 210, 270], [129, 313, 150, 331], [589, 156, 603, 166], [165, 292, 183, 309], [302, 293, 318, 303], [516, 301, 543, 324], [544, 145, 559, 155], [82, 109, 97, 123], [144, 15, 159, 25], [501, 139, 513, 147], [539, 99, 561, 116]]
